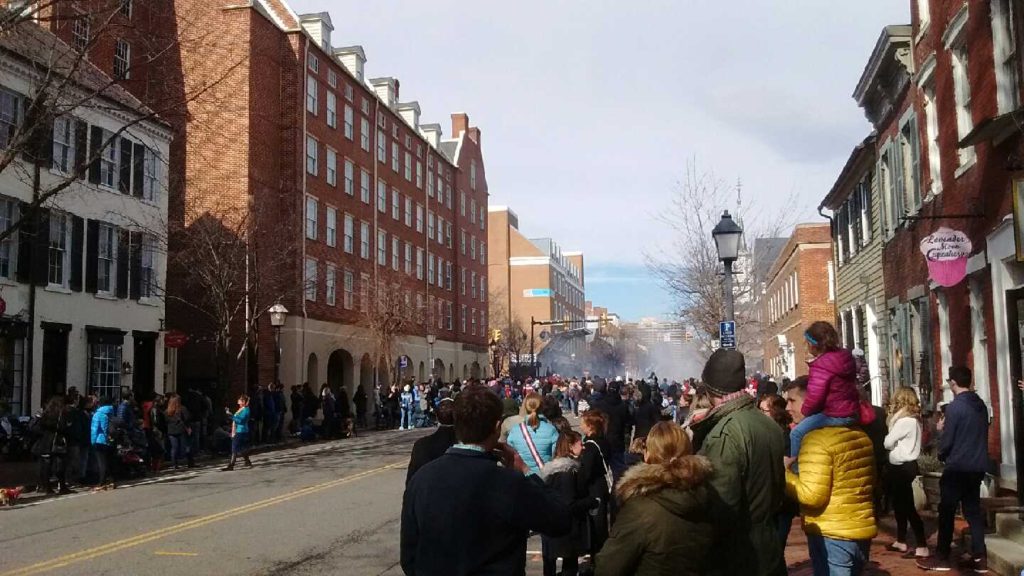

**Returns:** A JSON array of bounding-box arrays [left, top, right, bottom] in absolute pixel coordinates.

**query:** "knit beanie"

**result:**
[[701, 349, 746, 397]]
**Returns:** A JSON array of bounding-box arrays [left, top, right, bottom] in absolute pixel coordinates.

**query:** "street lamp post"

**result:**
[[711, 210, 743, 323], [426, 334, 436, 382], [268, 303, 289, 386]]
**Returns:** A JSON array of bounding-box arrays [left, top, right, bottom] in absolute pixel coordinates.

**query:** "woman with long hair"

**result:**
[[222, 394, 253, 471], [540, 430, 591, 576], [578, 409, 613, 562], [33, 396, 71, 494], [884, 386, 928, 559], [507, 393, 559, 475], [163, 395, 191, 470], [596, 422, 713, 575]]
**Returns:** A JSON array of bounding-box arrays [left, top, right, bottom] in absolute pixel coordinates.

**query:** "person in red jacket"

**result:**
[[785, 321, 868, 472]]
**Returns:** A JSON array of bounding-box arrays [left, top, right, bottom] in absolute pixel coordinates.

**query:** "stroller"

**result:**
[[109, 427, 149, 480]]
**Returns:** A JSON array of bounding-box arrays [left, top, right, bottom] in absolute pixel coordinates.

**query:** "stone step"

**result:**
[[986, 535, 1024, 576], [996, 512, 1024, 547]]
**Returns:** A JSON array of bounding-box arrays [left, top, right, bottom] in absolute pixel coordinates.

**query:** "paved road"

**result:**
[[0, 430, 424, 576]]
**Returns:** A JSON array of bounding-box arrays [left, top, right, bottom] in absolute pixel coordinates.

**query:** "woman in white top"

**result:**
[[883, 386, 928, 559]]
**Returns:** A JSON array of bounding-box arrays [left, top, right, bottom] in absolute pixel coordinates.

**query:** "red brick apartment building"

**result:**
[[828, 0, 1024, 487], [60, 0, 492, 402]]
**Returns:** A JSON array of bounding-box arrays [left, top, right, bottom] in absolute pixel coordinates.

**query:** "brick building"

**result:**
[[110, 0, 491, 405], [761, 224, 835, 380], [487, 206, 585, 374]]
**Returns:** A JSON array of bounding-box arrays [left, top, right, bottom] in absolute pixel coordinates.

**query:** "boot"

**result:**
[[221, 454, 236, 472], [243, 456, 252, 468]]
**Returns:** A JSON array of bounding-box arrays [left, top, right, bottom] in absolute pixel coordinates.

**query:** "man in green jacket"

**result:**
[[691, 349, 787, 576]]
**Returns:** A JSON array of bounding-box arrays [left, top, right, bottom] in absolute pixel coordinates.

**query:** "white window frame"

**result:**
[[404, 196, 412, 227], [415, 204, 424, 233], [416, 248, 424, 280], [377, 180, 387, 213], [377, 230, 386, 265], [943, 6, 975, 171], [343, 213, 354, 254], [392, 189, 400, 220], [114, 40, 130, 79], [343, 270, 354, 310], [96, 223, 117, 295], [344, 159, 354, 195], [326, 91, 337, 128], [361, 117, 370, 151], [325, 265, 336, 306], [305, 196, 318, 240], [326, 207, 337, 247], [918, 57, 942, 196], [305, 258, 317, 301], [306, 75, 318, 114], [392, 236, 400, 270], [360, 169, 370, 203], [991, 0, 1021, 114], [344, 105, 354, 140], [326, 148, 337, 186], [306, 135, 318, 176], [0, 198, 16, 280], [51, 116, 75, 174], [360, 221, 370, 259]]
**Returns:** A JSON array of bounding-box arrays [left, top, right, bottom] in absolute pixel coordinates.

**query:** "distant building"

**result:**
[[762, 224, 835, 380]]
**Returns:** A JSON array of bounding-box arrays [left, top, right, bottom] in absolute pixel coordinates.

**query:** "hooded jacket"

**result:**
[[785, 426, 877, 541], [691, 394, 787, 576], [939, 390, 989, 473], [803, 349, 860, 419], [589, 391, 632, 453], [507, 416, 559, 475], [540, 457, 591, 561], [595, 455, 714, 576], [90, 405, 114, 446]]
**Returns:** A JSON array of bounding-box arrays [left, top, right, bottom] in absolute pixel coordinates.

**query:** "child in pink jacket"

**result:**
[[787, 321, 867, 471]]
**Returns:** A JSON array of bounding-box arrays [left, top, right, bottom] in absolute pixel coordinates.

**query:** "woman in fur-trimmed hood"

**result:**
[[596, 421, 714, 576]]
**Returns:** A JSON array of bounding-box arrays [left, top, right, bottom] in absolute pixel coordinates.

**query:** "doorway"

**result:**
[[40, 323, 69, 403], [133, 332, 157, 401], [1005, 287, 1024, 503]]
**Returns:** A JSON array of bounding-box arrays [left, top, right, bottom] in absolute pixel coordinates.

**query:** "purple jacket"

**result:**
[[802, 349, 860, 419]]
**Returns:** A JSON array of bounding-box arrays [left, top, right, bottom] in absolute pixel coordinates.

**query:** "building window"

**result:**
[[460, 230, 466, 255], [142, 148, 159, 201], [304, 258, 317, 301], [470, 199, 477, 224], [944, 9, 974, 168], [471, 271, 477, 299], [306, 135, 318, 175], [307, 52, 319, 73], [416, 248, 424, 280], [326, 207, 337, 247], [72, 15, 89, 51], [404, 151, 412, 181], [306, 75, 318, 114], [343, 270, 354, 310], [480, 241, 486, 264], [898, 114, 921, 213], [327, 69, 336, 88], [481, 276, 486, 302], [377, 230, 386, 266], [360, 117, 370, 151], [114, 40, 130, 79], [436, 217, 444, 245], [878, 143, 899, 237], [992, 0, 1021, 114], [921, 80, 941, 195], [427, 169, 434, 198], [343, 213, 354, 254], [0, 90, 20, 149], [344, 84, 353, 102], [377, 130, 386, 163], [460, 190, 466, 217], [470, 160, 477, 190], [445, 262, 452, 291], [51, 116, 75, 174], [428, 254, 435, 285], [344, 105, 354, 140], [325, 265, 336, 306], [48, 212, 71, 287], [392, 189, 400, 220], [427, 211, 435, 239], [404, 242, 412, 275], [377, 180, 387, 213], [392, 237, 399, 270], [326, 91, 337, 128], [415, 162, 423, 189], [391, 141, 400, 172], [0, 199, 16, 279], [415, 204, 424, 233], [140, 234, 155, 298], [344, 159, 354, 195], [461, 305, 467, 333], [479, 207, 485, 231], [360, 273, 369, 312], [461, 267, 466, 295], [305, 196, 317, 240], [97, 223, 116, 294], [326, 148, 337, 186], [88, 342, 121, 401], [360, 170, 370, 203], [99, 132, 118, 188], [404, 196, 412, 227], [360, 221, 370, 259]]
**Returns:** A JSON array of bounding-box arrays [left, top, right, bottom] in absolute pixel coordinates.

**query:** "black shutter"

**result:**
[[129, 231, 142, 300], [15, 201, 32, 283], [132, 143, 145, 198], [69, 215, 83, 292], [88, 126, 102, 184], [118, 137, 132, 194], [31, 209, 49, 286], [73, 121, 87, 180], [116, 228, 129, 299], [85, 219, 98, 293], [31, 115, 54, 167]]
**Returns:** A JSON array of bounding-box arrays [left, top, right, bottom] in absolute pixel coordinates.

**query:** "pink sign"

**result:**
[[920, 227, 972, 287]]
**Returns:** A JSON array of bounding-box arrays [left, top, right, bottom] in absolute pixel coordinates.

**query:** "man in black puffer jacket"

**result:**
[[588, 379, 632, 480]]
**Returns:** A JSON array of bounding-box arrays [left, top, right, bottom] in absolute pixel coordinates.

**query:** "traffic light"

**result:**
[[493, 329, 502, 342]]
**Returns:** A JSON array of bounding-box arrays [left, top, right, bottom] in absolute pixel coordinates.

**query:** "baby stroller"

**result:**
[[110, 427, 149, 480]]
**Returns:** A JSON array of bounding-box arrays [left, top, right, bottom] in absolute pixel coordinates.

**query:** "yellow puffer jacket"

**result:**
[[785, 426, 877, 541]]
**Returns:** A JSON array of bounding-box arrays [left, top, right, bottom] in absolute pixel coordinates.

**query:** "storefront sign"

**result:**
[[164, 330, 189, 348], [920, 227, 972, 287]]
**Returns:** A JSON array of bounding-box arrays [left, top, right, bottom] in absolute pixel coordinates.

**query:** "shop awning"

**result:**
[[959, 107, 1024, 148]]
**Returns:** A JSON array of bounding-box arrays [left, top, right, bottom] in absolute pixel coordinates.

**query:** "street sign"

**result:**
[[719, 321, 736, 350], [398, 355, 409, 369]]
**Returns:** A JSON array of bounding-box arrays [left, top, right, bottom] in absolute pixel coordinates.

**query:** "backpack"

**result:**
[[585, 439, 614, 496]]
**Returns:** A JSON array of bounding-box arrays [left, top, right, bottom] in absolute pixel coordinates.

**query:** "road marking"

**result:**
[[0, 462, 405, 576], [153, 552, 199, 557]]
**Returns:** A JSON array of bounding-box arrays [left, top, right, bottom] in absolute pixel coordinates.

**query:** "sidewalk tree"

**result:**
[[648, 161, 796, 361], [359, 269, 417, 387], [487, 285, 528, 377]]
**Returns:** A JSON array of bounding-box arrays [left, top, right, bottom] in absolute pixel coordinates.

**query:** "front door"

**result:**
[[133, 335, 156, 401], [41, 327, 68, 403], [1005, 287, 1024, 507]]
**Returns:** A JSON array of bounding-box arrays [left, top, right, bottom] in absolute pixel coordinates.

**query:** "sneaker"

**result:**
[[969, 556, 989, 574], [220, 465, 234, 472], [916, 556, 953, 571]]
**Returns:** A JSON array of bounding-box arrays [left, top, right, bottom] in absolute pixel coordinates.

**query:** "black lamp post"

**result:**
[[711, 210, 743, 323], [269, 303, 288, 385]]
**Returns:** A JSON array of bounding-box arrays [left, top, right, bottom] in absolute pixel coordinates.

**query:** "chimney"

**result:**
[[419, 123, 442, 148], [397, 102, 421, 130], [370, 77, 398, 109], [334, 46, 366, 82], [451, 112, 469, 137], [299, 13, 334, 52]]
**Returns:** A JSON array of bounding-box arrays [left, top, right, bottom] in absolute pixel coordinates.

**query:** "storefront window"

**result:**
[[88, 342, 122, 401], [0, 332, 25, 415]]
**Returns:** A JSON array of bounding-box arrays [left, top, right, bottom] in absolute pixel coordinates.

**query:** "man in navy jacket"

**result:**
[[401, 385, 570, 576], [919, 366, 990, 573]]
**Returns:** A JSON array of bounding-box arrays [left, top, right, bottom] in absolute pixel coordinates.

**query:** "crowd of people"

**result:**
[[401, 320, 994, 576]]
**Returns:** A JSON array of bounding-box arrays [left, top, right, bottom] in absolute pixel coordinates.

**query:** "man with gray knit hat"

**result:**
[[691, 349, 787, 576]]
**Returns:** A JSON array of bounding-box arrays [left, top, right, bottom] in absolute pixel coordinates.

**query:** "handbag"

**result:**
[[50, 412, 68, 455]]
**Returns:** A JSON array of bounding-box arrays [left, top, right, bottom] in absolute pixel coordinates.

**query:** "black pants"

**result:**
[[542, 538, 578, 576], [937, 469, 986, 558], [887, 461, 926, 547], [93, 445, 113, 486], [38, 454, 66, 491]]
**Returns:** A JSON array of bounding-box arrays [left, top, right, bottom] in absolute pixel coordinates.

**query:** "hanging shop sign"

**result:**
[[1013, 178, 1024, 262], [920, 227, 972, 287]]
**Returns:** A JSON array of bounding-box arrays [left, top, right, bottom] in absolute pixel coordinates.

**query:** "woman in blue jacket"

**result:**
[[89, 398, 115, 490], [508, 393, 559, 475], [222, 394, 252, 471]]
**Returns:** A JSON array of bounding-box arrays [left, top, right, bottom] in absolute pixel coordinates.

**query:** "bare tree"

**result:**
[[359, 269, 418, 387], [647, 161, 797, 361], [487, 284, 528, 377]]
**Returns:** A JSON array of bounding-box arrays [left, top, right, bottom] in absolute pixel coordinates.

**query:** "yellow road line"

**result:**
[[153, 552, 199, 557], [1, 462, 404, 576]]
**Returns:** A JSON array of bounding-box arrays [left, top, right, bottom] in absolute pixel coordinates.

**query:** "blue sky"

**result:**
[[287, 0, 909, 321]]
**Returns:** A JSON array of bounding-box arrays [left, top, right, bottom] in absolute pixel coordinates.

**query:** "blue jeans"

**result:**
[[807, 534, 870, 576], [790, 413, 855, 471], [400, 407, 413, 429], [169, 433, 187, 468]]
